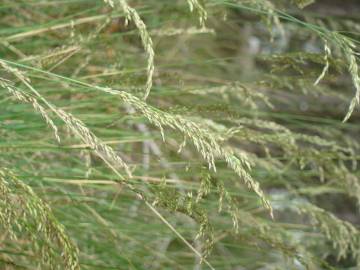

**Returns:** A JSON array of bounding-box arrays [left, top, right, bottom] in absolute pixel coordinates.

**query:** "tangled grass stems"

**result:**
[[0, 169, 79, 270], [1, 1, 360, 268], [1, 56, 274, 264], [0, 58, 273, 217], [112, 89, 273, 215], [86, 87, 273, 216], [0, 59, 216, 269]]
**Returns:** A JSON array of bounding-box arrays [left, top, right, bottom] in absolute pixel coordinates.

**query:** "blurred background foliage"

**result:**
[[0, 0, 359, 269]]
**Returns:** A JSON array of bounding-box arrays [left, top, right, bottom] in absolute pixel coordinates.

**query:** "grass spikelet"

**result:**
[[186, 0, 208, 27], [152, 181, 214, 259], [292, 0, 315, 9], [190, 82, 274, 109], [240, 0, 285, 39], [109, 0, 155, 100], [20, 45, 81, 70], [151, 26, 215, 36], [56, 108, 133, 177], [314, 40, 331, 86], [196, 168, 212, 203], [104, 0, 115, 8], [337, 36, 360, 122], [0, 77, 60, 143], [0, 169, 79, 269]]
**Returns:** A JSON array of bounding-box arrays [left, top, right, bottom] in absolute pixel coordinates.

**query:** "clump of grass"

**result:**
[[1, 0, 360, 269], [0, 169, 79, 269]]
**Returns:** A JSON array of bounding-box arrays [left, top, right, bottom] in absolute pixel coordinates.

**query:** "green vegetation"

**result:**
[[0, 0, 359, 269]]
